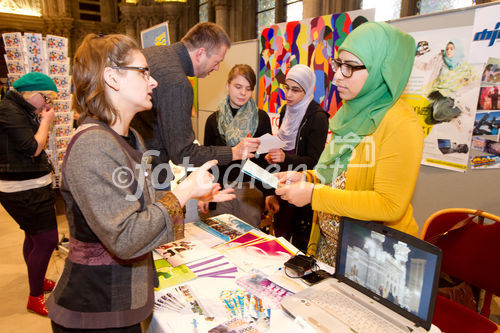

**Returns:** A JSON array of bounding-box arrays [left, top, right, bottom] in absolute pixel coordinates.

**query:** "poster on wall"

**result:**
[[141, 21, 170, 48], [468, 5, 500, 64], [401, 26, 482, 172], [470, 133, 500, 169], [474, 57, 500, 137], [257, 8, 375, 116], [470, 56, 500, 170]]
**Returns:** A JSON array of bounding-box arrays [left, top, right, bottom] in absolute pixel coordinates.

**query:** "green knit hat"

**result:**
[[13, 72, 58, 93]]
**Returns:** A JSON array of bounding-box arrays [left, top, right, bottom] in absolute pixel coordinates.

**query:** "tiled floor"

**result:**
[[1, 194, 499, 332]]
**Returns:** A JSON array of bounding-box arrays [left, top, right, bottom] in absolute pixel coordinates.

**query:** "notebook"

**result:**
[[281, 217, 442, 333]]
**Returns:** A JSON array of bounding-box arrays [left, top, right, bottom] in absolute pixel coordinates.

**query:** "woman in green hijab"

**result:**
[[275, 22, 424, 267]]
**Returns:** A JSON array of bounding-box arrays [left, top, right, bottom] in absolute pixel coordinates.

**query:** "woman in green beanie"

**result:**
[[0, 72, 59, 315], [275, 22, 424, 267]]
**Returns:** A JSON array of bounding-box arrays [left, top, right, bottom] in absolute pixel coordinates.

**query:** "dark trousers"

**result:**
[[0, 184, 58, 296], [0, 184, 57, 234], [274, 197, 313, 252]]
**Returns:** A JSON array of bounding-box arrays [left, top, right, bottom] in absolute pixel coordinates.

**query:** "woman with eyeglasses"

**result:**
[[46, 34, 234, 332], [198, 64, 272, 227], [274, 22, 424, 267], [0, 72, 59, 316], [264, 64, 329, 251]]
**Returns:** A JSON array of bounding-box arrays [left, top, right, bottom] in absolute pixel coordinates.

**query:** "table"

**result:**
[[146, 219, 442, 333]]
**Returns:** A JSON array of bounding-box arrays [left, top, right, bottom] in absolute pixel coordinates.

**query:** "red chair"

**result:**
[[420, 208, 500, 333]]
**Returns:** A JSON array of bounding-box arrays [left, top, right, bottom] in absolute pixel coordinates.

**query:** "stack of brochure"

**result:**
[[215, 230, 296, 275], [193, 214, 257, 242]]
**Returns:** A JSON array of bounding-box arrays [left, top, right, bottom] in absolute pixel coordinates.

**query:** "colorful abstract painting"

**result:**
[[257, 9, 374, 116]]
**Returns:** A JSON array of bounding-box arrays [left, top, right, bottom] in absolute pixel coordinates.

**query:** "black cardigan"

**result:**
[[203, 109, 272, 187], [0, 91, 52, 180], [278, 100, 329, 170]]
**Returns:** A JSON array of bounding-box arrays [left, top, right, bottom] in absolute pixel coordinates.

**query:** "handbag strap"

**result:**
[[427, 210, 484, 244]]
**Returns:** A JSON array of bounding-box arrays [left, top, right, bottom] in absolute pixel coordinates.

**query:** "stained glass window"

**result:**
[[361, 0, 401, 21], [258, 0, 275, 12], [199, 0, 208, 22], [285, 0, 303, 22], [417, 0, 475, 15], [257, 0, 275, 33]]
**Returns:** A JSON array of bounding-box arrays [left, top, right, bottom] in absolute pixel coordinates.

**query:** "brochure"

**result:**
[[196, 214, 257, 242], [241, 160, 279, 189], [155, 238, 218, 267], [213, 290, 270, 332], [236, 271, 294, 309], [221, 237, 295, 274], [215, 231, 272, 252], [186, 255, 239, 279], [185, 222, 225, 247], [154, 258, 197, 291]]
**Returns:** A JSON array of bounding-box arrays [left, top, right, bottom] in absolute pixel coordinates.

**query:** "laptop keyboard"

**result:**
[[307, 286, 404, 333]]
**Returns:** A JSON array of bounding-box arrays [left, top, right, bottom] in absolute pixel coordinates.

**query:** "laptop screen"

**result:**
[[437, 139, 451, 149], [336, 218, 442, 330]]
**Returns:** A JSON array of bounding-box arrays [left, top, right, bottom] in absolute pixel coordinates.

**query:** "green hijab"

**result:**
[[315, 22, 416, 184]]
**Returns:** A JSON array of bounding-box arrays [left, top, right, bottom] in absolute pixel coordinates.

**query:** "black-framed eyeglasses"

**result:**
[[332, 58, 366, 78], [112, 66, 151, 81], [40, 93, 53, 105], [281, 83, 304, 94]]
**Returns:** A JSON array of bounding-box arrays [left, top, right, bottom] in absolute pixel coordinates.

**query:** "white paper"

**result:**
[[469, 6, 500, 64], [241, 159, 279, 189], [155, 238, 218, 267], [185, 222, 225, 248], [256, 133, 286, 154]]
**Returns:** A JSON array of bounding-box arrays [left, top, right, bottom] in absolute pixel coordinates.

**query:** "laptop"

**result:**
[[438, 138, 452, 154], [281, 217, 442, 333]]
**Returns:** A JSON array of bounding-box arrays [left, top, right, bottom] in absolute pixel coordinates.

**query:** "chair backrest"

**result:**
[[420, 208, 500, 297]]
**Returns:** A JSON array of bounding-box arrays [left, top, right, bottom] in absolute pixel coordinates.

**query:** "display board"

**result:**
[[140, 21, 170, 48], [196, 39, 259, 144], [2, 32, 73, 188], [390, 2, 500, 225], [195, 2, 500, 227]]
